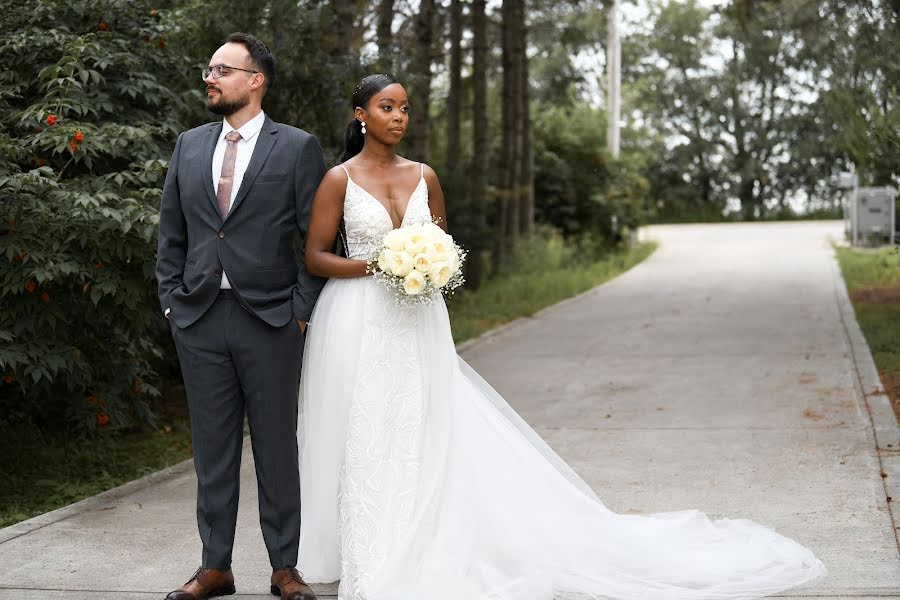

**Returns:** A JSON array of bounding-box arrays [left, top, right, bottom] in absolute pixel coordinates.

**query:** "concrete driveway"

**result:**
[[1, 221, 897, 599]]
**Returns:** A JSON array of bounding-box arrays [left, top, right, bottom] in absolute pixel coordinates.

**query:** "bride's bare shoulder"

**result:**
[[314, 165, 351, 202]]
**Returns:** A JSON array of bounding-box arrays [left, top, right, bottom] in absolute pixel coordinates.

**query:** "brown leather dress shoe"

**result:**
[[270, 567, 317, 600], [165, 567, 235, 600]]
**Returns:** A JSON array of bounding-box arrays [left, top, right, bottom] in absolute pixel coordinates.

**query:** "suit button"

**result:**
[[218, 231, 225, 239]]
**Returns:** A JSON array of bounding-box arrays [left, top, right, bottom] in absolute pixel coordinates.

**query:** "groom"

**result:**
[[156, 33, 325, 600]]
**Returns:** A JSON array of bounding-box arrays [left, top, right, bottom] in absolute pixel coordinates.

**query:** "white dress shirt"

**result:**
[[212, 110, 266, 289]]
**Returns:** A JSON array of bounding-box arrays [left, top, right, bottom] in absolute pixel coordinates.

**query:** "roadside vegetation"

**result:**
[[835, 246, 900, 422]]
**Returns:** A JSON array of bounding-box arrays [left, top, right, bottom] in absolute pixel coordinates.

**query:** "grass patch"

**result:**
[[0, 420, 193, 528], [835, 245, 900, 422], [448, 237, 657, 343], [835, 246, 900, 291]]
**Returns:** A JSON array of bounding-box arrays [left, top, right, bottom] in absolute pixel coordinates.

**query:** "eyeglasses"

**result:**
[[202, 64, 259, 80]]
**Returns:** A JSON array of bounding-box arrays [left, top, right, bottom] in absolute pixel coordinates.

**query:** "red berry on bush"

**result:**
[[36, 158, 46, 167], [40, 292, 50, 303], [158, 37, 167, 49], [97, 413, 110, 427], [95, 261, 104, 269], [86, 395, 98, 405], [98, 21, 108, 31], [69, 140, 77, 152], [74, 130, 84, 143], [45, 114, 57, 126], [24, 280, 37, 293], [3, 374, 13, 384]]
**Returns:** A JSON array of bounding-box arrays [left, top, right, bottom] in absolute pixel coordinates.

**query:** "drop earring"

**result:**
[[361, 121, 367, 135]]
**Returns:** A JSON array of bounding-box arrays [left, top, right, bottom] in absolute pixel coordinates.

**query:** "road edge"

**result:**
[[830, 246, 900, 553], [0, 455, 195, 545]]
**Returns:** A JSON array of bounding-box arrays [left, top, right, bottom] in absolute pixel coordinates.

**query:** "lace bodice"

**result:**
[[341, 164, 432, 260]]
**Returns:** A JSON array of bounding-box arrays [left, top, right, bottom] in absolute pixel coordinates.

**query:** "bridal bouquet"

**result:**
[[368, 221, 466, 306]]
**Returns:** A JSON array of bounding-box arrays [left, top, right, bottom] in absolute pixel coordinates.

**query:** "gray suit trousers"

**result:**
[[171, 289, 304, 570]]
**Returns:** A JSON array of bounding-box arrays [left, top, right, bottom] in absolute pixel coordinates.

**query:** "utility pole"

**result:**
[[606, 0, 621, 158]]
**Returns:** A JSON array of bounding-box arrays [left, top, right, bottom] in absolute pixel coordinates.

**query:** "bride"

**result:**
[[297, 73, 826, 600]]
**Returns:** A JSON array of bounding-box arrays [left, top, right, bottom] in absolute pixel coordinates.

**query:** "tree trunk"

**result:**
[[496, 0, 514, 264], [729, 37, 756, 220], [407, 0, 435, 162], [268, 0, 299, 59], [505, 0, 524, 245], [376, 0, 395, 72], [470, 0, 488, 287], [446, 0, 463, 175], [517, 0, 533, 236], [323, 0, 359, 57]]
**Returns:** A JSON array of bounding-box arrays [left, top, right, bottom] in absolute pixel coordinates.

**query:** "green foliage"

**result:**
[[836, 246, 900, 385], [532, 104, 647, 239], [835, 246, 900, 292], [853, 303, 900, 375], [0, 0, 191, 434], [173, 0, 368, 163], [448, 231, 656, 343], [804, 1, 900, 188], [628, 0, 898, 222]]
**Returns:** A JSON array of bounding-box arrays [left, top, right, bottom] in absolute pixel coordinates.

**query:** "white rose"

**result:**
[[405, 234, 426, 255], [428, 262, 453, 287], [423, 243, 445, 264], [431, 238, 452, 258], [446, 249, 459, 274], [403, 269, 427, 295], [413, 253, 432, 273], [389, 251, 414, 277], [377, 250, 393, 272], [422, 222, 445, 242], [384, 229, 406, 252]]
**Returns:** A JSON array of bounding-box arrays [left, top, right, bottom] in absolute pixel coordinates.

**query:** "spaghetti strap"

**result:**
[[339, 164, 350, 177], [420, 162, 424, 178]]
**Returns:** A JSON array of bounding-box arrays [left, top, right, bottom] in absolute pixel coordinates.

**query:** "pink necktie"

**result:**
[[217, 131, 242, 219]]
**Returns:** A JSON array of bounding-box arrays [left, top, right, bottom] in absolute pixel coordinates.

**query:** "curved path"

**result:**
[[0, 221, 897, 598]]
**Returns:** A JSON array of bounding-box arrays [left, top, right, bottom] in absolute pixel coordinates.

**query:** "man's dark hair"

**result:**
[[225, 32, 275, 92]]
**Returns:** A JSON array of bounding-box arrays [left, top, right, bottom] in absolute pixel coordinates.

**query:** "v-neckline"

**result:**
[[346, 174, 424, 230]]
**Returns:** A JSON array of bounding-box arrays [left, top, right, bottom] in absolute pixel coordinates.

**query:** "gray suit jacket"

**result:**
[[156, 116, 327, 328]]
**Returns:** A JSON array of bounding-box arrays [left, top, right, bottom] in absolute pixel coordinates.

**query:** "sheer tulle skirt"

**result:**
[[297, 277, 826, 600]]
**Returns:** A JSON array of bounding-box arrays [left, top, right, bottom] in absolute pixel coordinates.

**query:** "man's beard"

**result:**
[[207, 91, 250, 116]]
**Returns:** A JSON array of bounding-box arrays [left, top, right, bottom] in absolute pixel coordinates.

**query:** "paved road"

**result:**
[[1, 221, 897, 599]]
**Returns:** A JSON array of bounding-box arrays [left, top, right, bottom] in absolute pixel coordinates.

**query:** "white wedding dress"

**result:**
[[296, 164, 826, 600]]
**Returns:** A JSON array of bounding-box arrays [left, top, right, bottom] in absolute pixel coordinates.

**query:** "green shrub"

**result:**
[[0, 1, 191, 434], [532, 104, 647, 241]]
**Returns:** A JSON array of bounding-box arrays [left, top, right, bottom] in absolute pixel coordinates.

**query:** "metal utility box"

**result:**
[[849, 186, 898, 246]]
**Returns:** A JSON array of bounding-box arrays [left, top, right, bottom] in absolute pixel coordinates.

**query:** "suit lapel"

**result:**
[[225, 116, 278, 223], [202, 123, 222, 217]]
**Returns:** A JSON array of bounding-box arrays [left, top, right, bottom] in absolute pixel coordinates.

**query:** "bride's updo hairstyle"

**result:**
[[340, 73, 399, 163]]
